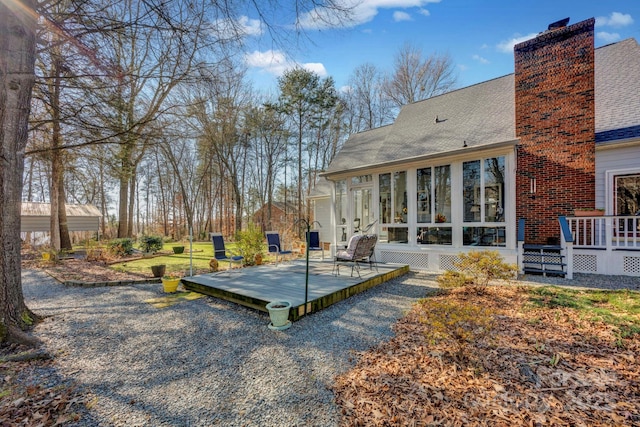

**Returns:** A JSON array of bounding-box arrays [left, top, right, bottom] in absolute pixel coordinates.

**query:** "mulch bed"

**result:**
[[334, 286, 640, 426]]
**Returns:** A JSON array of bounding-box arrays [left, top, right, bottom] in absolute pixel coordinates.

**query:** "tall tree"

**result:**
[[0, 0, 40, 345], [344, 63, 393, 132], [383, 43, 457, 110]]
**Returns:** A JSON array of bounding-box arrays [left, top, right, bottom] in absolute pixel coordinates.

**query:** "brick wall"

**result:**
[[515, 18, 596, 244]]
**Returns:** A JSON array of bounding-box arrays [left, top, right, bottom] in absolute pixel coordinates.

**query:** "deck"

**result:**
[[181, 260, 410, 321]]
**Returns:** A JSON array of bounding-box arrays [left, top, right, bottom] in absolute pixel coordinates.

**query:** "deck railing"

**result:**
[[567, 215, 640, 249]]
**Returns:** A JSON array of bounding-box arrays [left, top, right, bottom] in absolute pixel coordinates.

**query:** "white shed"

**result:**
[[21, 202, 102, 232]]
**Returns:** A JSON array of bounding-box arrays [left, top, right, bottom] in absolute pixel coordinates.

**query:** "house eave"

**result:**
[[595, 136, 640, 151], [321, 138, 519, 180]]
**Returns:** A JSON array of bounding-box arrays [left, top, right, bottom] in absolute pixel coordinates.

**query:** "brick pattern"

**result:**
[[515, 19, 596, 244]]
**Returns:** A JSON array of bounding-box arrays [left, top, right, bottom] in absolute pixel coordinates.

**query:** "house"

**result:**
[[317, 17, 640, 277], [252, 201, 298, 233]]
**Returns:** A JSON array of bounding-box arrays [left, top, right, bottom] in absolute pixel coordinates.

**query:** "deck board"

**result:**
[[182, 260, 409, 321]]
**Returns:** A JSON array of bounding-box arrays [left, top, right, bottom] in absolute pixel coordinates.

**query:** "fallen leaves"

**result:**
[[334, 286, 640, 426]]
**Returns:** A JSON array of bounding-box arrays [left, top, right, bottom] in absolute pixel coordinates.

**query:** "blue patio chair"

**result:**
[[210, 233, 244, 273], [305, 229, 324, 260], [266, 231, 293, 266]]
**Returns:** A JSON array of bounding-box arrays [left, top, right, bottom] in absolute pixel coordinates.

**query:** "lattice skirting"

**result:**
[[573, 254, 598, 273], [380, 251, 429, 269], [624, 255, 640, 274]]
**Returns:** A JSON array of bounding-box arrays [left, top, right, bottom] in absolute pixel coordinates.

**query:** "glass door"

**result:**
[[351, 186, 375, 235]]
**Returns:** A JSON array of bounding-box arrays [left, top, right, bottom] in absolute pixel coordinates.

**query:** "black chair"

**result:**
[[306, 230, 324, 260], [266, 231, 293, 266], [210, 233, 244, 273]]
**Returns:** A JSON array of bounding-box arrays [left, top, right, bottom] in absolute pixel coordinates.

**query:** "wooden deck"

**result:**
[[181, 260, 410, 321]]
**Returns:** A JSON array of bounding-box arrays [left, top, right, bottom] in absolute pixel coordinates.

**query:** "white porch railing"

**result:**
[[559, 215, 640, 277], [567, 215, 640, 249]]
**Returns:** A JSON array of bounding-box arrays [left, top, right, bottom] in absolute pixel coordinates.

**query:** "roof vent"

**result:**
[[548, 17, 569, 31]]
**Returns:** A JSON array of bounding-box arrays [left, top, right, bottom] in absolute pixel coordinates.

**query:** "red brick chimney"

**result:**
[[515, 18, 596, 244]]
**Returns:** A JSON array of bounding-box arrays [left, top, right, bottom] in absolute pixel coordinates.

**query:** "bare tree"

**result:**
[[383, 43, 457, 110], [0, 0, 40, 346], [344, 63, 394, 132]]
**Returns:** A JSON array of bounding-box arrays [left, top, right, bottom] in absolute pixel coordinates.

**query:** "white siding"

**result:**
[[596, 143, 640, 212], [313, 197, 332, 243]]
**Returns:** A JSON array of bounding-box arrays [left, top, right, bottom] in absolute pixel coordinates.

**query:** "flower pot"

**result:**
[[172, 246, 185, 254], [254, 253, 263, 265], [266, 301, 291, 330], [162, 277, 181, 293], [151, 264, 166, 278], [574, 209, 605, 217], [209, 258, 219, 272]]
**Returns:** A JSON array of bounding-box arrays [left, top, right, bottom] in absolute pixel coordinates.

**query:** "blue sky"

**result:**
[[242, 0, 639, 94]]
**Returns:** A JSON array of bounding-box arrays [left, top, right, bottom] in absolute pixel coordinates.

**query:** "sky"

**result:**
[[241, 0, 640, 94]]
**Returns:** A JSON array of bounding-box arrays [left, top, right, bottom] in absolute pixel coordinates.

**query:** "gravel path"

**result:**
[[21, 269, 638, 426]]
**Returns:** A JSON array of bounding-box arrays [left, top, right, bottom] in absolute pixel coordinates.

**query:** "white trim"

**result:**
[[605, 167, 640, 215]]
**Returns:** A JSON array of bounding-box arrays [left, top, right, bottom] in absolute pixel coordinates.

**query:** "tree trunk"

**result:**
[[0, 0, 41, 346]]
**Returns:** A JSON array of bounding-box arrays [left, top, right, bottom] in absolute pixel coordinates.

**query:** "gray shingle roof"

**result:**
[[325, 38, 640, 175]]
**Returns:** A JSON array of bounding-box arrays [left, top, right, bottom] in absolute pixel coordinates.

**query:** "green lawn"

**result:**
[[109, 241, 279, 276]]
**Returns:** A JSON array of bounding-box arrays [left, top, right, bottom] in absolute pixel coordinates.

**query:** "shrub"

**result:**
[[236, 224, 265, 266], [139, 235, 164, 253], [438, 250, 517, 290], [108, 238, 134, 257]]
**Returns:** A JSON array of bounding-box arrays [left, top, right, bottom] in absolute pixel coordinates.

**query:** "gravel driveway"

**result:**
[[22, 269, 438, 426]]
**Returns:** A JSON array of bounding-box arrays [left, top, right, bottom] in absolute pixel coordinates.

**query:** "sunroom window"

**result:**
[[380, 171, 408, 243], [463, 156, 506, 247], [335, 180, 347, 243]]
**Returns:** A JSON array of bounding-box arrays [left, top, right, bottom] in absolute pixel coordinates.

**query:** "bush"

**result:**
[[139, 235, 164, 253], [236, 224, 265, 266], [108, 238, 134, 257], [438, 250, 517, 290]]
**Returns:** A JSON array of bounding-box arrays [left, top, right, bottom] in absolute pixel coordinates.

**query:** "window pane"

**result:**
[[434, 165, 451, 223], [417, 168, 431, 223], [463, 227, 506, 246], [352, 174, 372, 185], [388, 227, 408, 243], [336, 180, 347, 242], [463, 161, 481, 222], [417, 227, 452, 245], [379, 173, 391, 224], [616, 174, 640, 216], [485, 157, 505, 222], [393, 171, 407, 223]]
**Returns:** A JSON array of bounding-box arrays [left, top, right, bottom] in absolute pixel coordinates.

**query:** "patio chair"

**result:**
[[266, 231, 293, 266], [210, 233, 244, 273], [305, 229, 324, 260], [333, 234, 378, 278]]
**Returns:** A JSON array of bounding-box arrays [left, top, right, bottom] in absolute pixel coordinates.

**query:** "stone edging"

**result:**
[[63, 278, 162, 287]]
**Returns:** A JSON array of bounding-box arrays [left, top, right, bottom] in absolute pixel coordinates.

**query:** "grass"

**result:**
[[108, 241, 281, 275], [528, 286, 640, 340]]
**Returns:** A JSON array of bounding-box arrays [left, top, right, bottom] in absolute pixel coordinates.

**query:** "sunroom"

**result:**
[[323, 143, 518, 272]]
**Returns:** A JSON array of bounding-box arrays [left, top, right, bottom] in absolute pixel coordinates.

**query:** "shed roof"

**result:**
[[21, 202, 101, 217]]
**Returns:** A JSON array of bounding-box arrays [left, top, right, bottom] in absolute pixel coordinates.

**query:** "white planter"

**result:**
[[266, 301, 291, 330]]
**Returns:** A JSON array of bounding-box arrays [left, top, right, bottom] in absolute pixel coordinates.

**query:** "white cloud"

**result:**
[[297, 0, 441, 30], [496, 33, 538, 53], [418, 8, 430, 17], [458, 64, 468, 72], [303, 63, 328, 77], [244, 50, 327, 77], [472, 54, 489, 64], [393, 11, 412, 22], [596, 12, 634, 28], [238, 16, 263, 36], [597, 31, 621, 43]]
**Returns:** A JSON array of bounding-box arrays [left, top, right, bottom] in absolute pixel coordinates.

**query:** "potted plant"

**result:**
[[139, 235, 164, 256], [265, 301, 291, 330], [435, 213, 447, 223], [161, 274, 181, 293], [172, 246, 185, 254], [573, 208, 605, 217], [151, 264, 166, 278]]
